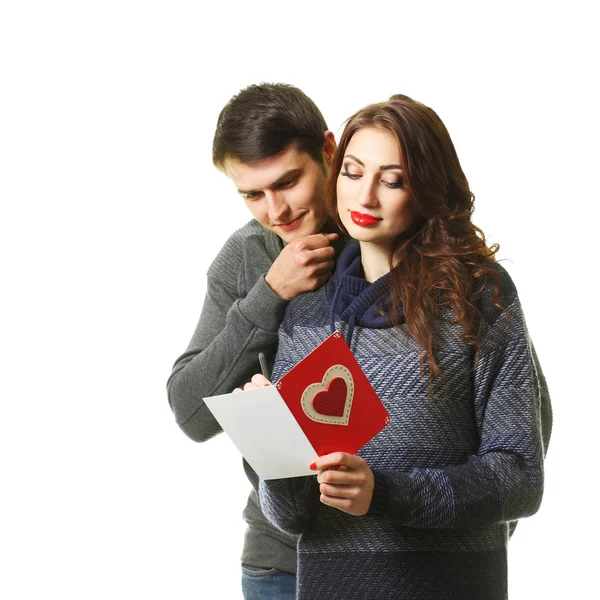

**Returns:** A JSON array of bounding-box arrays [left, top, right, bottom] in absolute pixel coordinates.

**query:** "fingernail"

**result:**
[[309, 463, 317, 471]]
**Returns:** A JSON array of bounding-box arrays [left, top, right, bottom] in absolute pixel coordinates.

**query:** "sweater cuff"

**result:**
[[238, 275, 289, 332], [367, 471, 413, 521]]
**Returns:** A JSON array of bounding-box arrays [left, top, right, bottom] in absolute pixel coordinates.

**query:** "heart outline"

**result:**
[[301, 364, 354, 426]]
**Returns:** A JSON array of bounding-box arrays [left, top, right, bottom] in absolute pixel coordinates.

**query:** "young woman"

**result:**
[[247, 95, 549, 599]]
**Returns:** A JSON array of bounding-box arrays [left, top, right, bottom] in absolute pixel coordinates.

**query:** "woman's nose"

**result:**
[[356, 179, 378, 208]]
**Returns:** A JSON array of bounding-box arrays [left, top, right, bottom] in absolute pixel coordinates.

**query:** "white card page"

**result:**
[[203, 386, 318, 480]]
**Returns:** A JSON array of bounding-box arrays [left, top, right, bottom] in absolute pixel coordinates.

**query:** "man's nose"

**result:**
[[265, 191, 290, 222]]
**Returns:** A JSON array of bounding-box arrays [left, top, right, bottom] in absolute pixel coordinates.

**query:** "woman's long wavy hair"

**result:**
[[325, 95, 504, 387]]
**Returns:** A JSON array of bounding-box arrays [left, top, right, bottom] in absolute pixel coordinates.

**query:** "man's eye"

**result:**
[[243, 192, 261, 200], [341, 171, 361, 180], [277, 177, 297, 189]]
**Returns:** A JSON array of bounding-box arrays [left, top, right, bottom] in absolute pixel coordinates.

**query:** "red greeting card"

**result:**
[[204, 331, 390, 479], [276, 332, 390, 457]]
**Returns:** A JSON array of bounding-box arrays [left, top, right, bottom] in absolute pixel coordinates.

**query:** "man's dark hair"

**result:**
[[212, 83, 329, 171]]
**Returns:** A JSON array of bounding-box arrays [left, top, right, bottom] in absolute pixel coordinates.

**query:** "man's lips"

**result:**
[[350, 211, 381, 227], [275, 214, 305, 231]]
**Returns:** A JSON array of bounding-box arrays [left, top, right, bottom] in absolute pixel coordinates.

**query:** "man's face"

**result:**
[[225, 136, 335, 243]]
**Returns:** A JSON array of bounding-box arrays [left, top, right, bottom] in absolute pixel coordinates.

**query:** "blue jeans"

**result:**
[[241, 563, 296, 599]]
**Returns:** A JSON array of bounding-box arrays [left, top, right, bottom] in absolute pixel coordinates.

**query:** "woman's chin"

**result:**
[[348, 228, 388, 245]]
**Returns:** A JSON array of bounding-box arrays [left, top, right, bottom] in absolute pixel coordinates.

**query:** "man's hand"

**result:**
[[233, 373, 271, 393], [265, 233, 339, 300], [312, 452, 374, 516]]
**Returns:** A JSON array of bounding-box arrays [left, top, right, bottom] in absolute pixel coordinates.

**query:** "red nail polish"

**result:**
[[310, 463, 317, 471]]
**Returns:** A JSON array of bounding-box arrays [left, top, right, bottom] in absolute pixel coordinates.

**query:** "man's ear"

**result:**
[[323, 130, 337, 165]]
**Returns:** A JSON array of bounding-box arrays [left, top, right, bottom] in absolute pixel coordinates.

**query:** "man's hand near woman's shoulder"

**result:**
[[265, 232, 339, 300]]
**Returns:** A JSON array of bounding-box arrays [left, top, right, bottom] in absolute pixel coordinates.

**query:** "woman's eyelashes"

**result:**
[[341, 169, 404, 188], [383, 177, 404, 189]]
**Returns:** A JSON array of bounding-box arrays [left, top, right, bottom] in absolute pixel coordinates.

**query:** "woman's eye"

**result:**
[[382, 179, 404, 189], [341, 170, 361, 180]]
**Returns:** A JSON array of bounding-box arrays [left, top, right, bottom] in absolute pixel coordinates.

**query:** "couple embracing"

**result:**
[[168, 83, 551, 600]]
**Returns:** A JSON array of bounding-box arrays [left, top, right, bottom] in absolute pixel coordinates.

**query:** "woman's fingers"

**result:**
[[313, 452, 375, 516], [319, 483, 361, 499], [317, 469, 363, 485], [319, 494, 355, 513], [318, 467, 368, 499], [313, 452, 367, 472]]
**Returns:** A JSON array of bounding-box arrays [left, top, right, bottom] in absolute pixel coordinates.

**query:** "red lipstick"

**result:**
[[350, 211, 381, 227]]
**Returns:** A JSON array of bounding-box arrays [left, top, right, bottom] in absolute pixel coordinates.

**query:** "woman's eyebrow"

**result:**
[[343, 154, 364, 167], [344, 155, 402, 171]]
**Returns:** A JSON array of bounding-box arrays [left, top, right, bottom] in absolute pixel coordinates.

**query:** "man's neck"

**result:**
[[319, 218, 344, 235]]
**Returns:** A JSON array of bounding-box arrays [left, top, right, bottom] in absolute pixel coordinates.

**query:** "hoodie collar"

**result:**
[[326, 241, 394, 346]]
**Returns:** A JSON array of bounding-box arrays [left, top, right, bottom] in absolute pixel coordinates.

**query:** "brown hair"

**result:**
[[326, 94, 503, 387], [212, 83, 329, 171]]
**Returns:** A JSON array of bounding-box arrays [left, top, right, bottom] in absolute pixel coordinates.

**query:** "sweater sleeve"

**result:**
[[532, 342, 553, 457], [367, 298, 546, 528], [258, 475, 321, 535], [256, 310, 321, 535], [167, 233, 288, 442]]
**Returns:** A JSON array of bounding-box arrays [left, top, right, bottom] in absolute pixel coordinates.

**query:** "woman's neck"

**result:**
[[358, 241, 394, 283]]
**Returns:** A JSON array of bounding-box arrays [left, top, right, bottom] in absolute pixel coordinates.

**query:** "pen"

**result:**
[[258, 352, 271, 380]]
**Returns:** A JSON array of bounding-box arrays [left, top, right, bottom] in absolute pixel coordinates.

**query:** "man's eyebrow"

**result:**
[[237, 168, 303, 195], [344, 154, 403, 171]]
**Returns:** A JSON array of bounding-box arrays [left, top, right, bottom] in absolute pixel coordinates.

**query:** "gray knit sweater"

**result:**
[[259, 242, 548, 599], [167, 219, 298, 573]]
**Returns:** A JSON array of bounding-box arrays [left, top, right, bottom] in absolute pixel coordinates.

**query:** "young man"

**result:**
[[167, 83, 343, 599]]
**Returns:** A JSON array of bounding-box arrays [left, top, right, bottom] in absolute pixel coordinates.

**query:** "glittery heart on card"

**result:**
[[301, 365, 354, 426], [312, 378, 347, 416]]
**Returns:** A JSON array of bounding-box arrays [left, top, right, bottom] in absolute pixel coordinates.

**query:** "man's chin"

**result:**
[[278, 229, 304, 244], [276, 219, 317, 242]]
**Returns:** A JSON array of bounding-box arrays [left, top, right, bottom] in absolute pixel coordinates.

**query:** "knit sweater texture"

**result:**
[[167, 219, 298, 574], [259, 241, 548, 600]]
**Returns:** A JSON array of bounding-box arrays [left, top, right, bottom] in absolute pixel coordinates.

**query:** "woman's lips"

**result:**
[[350, 211, 381, 227]]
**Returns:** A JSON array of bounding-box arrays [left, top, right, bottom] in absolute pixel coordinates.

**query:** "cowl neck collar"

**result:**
[[326, 241, 395, 346]]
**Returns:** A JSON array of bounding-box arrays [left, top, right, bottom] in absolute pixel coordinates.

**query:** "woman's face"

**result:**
[[337, 127, 417, 253]]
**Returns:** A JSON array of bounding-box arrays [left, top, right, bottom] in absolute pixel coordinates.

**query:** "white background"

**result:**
[[1, 1, 598, 598]]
